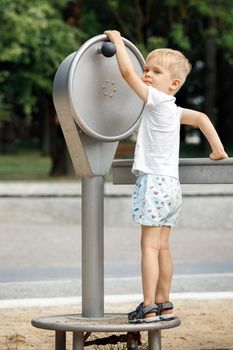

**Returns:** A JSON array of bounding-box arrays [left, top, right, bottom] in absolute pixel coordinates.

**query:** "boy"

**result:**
[[105, 30, 228, 323]]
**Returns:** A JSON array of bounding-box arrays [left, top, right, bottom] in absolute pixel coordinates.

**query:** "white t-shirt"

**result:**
[[132, 86, 183, 179]]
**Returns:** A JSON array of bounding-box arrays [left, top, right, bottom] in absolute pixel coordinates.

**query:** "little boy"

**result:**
[[105, 30, 228, 323]]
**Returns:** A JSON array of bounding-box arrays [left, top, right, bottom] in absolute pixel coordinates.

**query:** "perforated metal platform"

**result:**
[[32, 313, 181, 332], [32, 313, 181, 350]]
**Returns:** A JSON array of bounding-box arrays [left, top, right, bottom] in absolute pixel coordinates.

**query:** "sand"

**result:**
[[1, 299, 233, 350]]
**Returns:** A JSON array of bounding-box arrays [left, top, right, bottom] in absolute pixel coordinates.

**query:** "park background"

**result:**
[[1, 2, 233, 349], [0, 0, 233, 181]]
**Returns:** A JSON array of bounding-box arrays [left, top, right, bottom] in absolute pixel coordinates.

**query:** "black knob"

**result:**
[[101, 42, 116, 57]]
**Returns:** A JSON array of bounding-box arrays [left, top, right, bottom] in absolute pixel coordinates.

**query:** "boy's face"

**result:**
[[141, 56, 177, 95]]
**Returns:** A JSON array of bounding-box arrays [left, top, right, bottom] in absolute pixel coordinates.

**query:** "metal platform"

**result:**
[[32, 313, 181, 350], [112, 158, 233, 184]]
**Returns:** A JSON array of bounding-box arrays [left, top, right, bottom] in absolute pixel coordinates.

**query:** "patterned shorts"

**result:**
[[132, 173, 182, 227]]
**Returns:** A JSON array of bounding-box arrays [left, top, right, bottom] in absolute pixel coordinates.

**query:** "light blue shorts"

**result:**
[[132, 173, 182, 227]]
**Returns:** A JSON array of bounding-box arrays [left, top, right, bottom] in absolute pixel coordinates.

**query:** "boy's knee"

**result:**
[[141, 241, 161, 251], [159, 242, 169, 251]]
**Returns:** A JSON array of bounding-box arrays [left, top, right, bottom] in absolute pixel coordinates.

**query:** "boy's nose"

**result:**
[[145, 71, 151, 77]]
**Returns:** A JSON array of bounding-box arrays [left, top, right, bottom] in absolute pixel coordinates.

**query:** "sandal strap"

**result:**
[[157, 301, 173, 314], [128, 303, 158, 320], [128, 302, 143, 320], [143, 304, 158, 314]]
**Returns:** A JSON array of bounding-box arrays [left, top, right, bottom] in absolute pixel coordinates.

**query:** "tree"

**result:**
[[1, 0, 232, 175], [78, 0, 233, 153], [0, 0, 80, 158]]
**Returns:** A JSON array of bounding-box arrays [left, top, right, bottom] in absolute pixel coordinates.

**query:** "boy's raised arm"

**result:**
[[181, 108, 228, 160], [104, 30, 148, 103]]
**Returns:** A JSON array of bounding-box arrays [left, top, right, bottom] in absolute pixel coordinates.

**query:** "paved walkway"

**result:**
[[0, 222, 232, 299], [0, 181, 232, 300]]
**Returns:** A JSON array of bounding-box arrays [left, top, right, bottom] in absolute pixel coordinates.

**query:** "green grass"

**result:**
[[0, 151, 51, 181]]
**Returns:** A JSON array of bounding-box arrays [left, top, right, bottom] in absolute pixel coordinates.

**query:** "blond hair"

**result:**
[[146, 48, 192, 85]]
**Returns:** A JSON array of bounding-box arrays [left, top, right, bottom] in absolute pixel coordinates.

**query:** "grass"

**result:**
[[0, 151, 51, 181]]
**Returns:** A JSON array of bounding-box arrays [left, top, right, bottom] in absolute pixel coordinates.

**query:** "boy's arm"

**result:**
[[104, 30, 148, 102], [181, 108, 228, 160]]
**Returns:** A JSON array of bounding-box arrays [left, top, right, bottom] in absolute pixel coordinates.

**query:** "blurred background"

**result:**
[[0, 0, 232, 181]]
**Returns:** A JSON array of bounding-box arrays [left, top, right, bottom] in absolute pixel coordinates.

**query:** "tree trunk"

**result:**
[[0, 120, 17, 154], [38, 93, 75, 177], [40, 94, 51, 156], [49, 114, 76, 177]]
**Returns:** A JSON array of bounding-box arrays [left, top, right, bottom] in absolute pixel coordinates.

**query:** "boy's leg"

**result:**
[[155, 225, 173, 312], [141, 225, 162, 307]]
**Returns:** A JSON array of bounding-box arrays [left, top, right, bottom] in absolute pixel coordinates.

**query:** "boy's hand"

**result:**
[[104, 30, 122, 45], [209, 151, 228, 160]]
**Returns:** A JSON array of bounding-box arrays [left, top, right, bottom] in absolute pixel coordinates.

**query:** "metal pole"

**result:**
[[148, 330, 161, 350], [55, 331, 66, 350], [82, 176, 104, 317], [73, 332, 84, 350]]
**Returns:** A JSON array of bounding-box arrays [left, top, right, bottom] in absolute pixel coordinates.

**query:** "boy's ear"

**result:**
[[170, 78, 181, 91]]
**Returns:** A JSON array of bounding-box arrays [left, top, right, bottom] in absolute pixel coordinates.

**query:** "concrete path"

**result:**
[[0, 181, 232, 300]]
